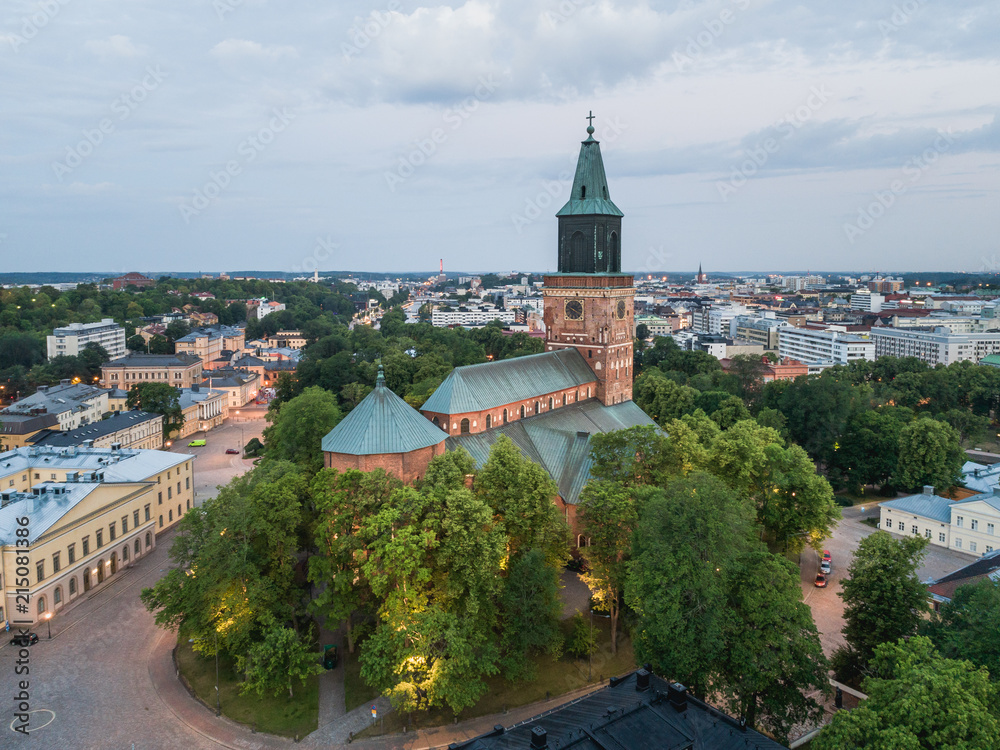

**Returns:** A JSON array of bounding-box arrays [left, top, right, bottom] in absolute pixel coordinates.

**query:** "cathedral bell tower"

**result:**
[[543, 113, 635, 406]]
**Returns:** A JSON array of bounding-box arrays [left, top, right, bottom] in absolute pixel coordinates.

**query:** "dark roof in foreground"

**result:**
[[451, 670, 787, 750], [421, 349, 597, 415], [928, 548, 1000, 602], [322, 368, 448, 456], [447, 399, 655, 505], [28, 411, 161, 446]]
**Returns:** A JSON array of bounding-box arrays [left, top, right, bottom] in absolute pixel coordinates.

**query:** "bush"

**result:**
[[830, 645, 865, 688], [564, 612, 596, 659], [835, 496, 854, 508]]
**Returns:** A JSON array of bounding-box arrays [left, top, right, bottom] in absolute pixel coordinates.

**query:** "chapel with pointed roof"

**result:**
[[321, 116, 656, 541]]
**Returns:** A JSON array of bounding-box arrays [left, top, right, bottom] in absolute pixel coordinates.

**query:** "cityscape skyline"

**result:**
[[3, 1, 999, 274]]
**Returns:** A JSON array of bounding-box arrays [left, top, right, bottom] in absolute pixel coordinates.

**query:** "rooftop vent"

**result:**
[[636, 668, 651, 692], [923, 485, 935, 495], [529, 726, 548, 750]]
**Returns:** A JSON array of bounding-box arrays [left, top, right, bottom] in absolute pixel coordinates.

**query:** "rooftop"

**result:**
[[927, 549, 1000, 602], [881, 487, 954, 524], [102, 352, 202, 368], [2, 382, 108, 416], [27, 410, 162, 446]]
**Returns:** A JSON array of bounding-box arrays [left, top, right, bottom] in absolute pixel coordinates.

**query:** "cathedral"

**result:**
[[321, 117, 656, 541]]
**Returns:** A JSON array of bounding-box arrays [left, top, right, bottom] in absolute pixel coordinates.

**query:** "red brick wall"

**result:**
[[324, 441, 446, 484]]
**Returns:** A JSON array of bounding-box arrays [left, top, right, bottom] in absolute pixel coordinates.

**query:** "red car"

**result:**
[[822, 550, 832, 561], [814, 573, 828, 588], [225, 448, 239, 454]]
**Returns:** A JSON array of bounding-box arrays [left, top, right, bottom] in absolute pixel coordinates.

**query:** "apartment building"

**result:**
[[734, 315, 788, 349], [101, 352, 203, 389], [174, 325, 246, 367], [778, 326, 874, 366], [0, 445, 195, 628], [849, 292, 885, 313], [870, 327, 1000, 366], [1, 382, 109, 435], [431, 307, 516, 327], [47, 318, 127, 360], [265, 331, 308, 350]]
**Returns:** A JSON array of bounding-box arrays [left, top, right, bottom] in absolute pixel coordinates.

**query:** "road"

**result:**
[[800, 502, 975, 656]]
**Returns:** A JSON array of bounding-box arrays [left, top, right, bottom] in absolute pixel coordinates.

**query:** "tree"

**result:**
[[632, 369, 698, 425], [0, 333, 44, 369], [417, 303, 432, 323], [839, 532, 929, 668], [126, 334, 146, 352], [498, 548, 563, 680], [126, 382, 183, 439], [814, 637, 1000, 750], [635, 323, 649, 340], [828, 407, 911, 492], [587, 425, 675, 487], [896, 416, 963, 493], [241, 621, 322, 699], [717, 549, 828, 743], [626, 473, 756, 696], [939, 408, 990, 446], [578, 480, 638, 654], [263, 386, 343, 473], [923, 578, 1000, 681]]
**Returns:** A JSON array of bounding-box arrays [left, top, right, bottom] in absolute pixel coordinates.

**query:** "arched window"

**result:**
[[580, 185, 586, 199], [609, 231, 620, 271], [145, 532, 152, 548], [571, 231, 586, 269], [186, 499, 190, 510], [576, 389, 580, 401], [503, 409, 508, 424], [486, 414, 492, 429], [123, 545, 130, 562], [548, 397, 554, 410], [69, 578, 77, 596], [587, 387, 592, 398], [520, 405, 525, 419], [37, 596, 47, 615], [82, 570, 91, 592], [54, 587, 62, 606], [432, 416, 440, 427], [158, 515, 163, 528], [535, 401, 540, 413], [460, 418, 470, 434], [168, 510, 173, 522]]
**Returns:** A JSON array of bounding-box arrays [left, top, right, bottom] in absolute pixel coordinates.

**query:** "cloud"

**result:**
[[84, 35, 145, 59]]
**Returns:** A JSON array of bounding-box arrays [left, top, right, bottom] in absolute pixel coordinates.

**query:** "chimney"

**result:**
[[667, 683, 688, 713], [529, 726, 547, 750], [923, 485, 935, 495], [191, 384, 200, 393], [635, 668, 650, 691]]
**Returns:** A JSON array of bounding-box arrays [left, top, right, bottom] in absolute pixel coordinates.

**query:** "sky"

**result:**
[[1, 0, 999, 276]]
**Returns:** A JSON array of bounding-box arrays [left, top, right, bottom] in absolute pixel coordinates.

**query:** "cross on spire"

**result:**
[[586, 111, 595, 127]]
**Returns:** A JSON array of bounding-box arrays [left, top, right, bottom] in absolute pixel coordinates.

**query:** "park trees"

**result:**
[[262, 386, 343, 473], [632, 368, 698, 424], [838, 532, 929, 671], [896, 416, 964, 492], [125, 381, 184, 440], [922, 578, 1000, 681], [815, 637, 999, 750]]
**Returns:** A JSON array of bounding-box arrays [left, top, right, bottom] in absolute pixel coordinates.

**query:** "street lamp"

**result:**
[[43, 611, 53, 639]]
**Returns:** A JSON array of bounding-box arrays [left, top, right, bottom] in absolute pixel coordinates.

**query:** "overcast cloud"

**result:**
[[1, 0, 998, 275]]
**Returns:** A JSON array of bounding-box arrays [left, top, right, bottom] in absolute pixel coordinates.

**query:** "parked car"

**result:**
[[822, 550, 832, 562], [10, 632, 39, 647], [225, 448, 239, 454], [814, 573, 828, 588], [188, 439, 207, 447], [820, 560, 832, 574]]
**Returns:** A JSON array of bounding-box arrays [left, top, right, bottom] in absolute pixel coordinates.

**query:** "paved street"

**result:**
[[800, 502, 976, 657]]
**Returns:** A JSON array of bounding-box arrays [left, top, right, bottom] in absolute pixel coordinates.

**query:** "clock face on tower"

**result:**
[[616, 300, 626, 319], [565, 300, 584, 320]]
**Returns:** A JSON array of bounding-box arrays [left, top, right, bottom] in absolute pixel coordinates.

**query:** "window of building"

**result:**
[[96, 530, 103, 548], [911, 525, 918, 535], [177, 504, 181, 518], [956, 516, 964, 527], [69, 578, 77, 596], [924, 529, 931, 539], [548, 397, 554, 410], [82, 537, 90, 556], [486, 414, 492, 429], [956, 538, 963, 548], [159, 515, 163, 528], [67, 544, 75, 564], [898, 521, 904, 531], [168, 510, 173, 522], [970, 541, 978, 552], [146, 531, 152, 548], [939, 532, 946, 542], [176, 482, 180, 495], [989, 523, 995, 536], [971, 519, 979, 531], [123, 545, 129, 562], [134, 539, 141, 557], [520, 405, 525, 419], [54, 587, 61, 605], [36, 561, 44, 582], [167, 487, 172, 500], [109, 522, 116, 542], [145, 505, 151, 522], [988, 546, 994, 553], [133, 510, 140, 528], [186, 499, 190, 510], [186, 477, 190, 490], [37, 596, 46, 615], [534, 401, 540, 414], [52, 552, 60, 573], [158, 491, 162, 505], [460, 418, 470, 434]]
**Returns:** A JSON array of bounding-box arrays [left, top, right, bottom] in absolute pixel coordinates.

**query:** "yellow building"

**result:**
[[177, 386, 229, 439], [0, 445, 195, 628], [101, 352, 204, 389], [28, 411, 164, 451]]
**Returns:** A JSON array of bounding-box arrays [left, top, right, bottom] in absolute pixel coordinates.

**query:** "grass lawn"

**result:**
[[354, 615, 636, 739], [175, 637, 319, 739]]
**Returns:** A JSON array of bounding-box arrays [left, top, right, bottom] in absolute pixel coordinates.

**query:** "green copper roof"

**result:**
[[420, 349, 597, 416], [446, 399, 656, 505], [321, 367, 448, 455], [556, 123, 623, 218]]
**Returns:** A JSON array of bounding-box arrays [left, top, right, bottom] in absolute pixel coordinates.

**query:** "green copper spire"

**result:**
[[556, 112, 623, 218]]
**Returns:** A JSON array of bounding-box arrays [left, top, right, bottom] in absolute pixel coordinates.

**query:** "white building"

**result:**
[[870, 327, 1000, 366], [849, 292, 885, 313], [880, 487, 1000, 557], [431, 307, 515, 327], [778, 326, 874, 366], [47, 319, 126, 360], [1, 382, 109, 432], [252, 300, 286, 320], [707, 305, 747, 336]]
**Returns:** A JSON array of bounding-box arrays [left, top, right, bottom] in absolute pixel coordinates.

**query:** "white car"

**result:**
[[820, 560, 831, 574]]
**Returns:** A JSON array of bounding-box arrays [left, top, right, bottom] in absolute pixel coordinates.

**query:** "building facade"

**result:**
[[101, 352, 204, 389], [177, 386, 228, 438], [880, 487, 1000, 557], [870, 327, 1000, 366], [174, 325, 245, 366], [430, 307, 516, 327], [111, 272, 155, 290], [778, 326, 874, 366], [47, 318, 127, 360], [28, 410, 164, 451], [1, 382, 109, 434], [0, 446, 195, 629]]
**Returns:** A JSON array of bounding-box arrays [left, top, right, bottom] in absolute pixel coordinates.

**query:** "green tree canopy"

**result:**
[[125, 381, 183, 439], [263, 385, 343, 473], [922, 578, 1000, 681], [896, 416, 964, 493]]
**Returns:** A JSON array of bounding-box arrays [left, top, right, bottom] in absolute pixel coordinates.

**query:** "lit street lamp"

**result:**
[[43, 611, 53, 639]]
